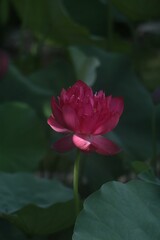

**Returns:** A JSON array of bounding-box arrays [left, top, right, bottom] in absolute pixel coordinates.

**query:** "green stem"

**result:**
[[151, 105, 157, 173], [73, 150, 81, 216]]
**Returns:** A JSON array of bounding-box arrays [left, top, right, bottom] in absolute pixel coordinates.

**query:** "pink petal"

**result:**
[[93, 113, 120, 135], [110, 97, 124, 115], [47, 115, 69, 133], [91, 135, 121, 155], [68, 80, 93, 98], [94, 97, 124, 135], [53, 135, 75, 153], [51, 97, 64, 125], [62, 105, 79, 131], [72, 134, 91, 151], [73, 80, 92, 94], [80, 115, 98, 134], [60, 89, 68, 104], [82, 102, 93, 116]]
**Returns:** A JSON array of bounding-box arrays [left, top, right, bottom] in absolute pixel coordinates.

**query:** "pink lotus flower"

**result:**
[[48, 80, 124, 155]]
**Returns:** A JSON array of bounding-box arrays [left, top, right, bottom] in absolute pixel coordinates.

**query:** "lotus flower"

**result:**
[[48, 80, 124, 155]]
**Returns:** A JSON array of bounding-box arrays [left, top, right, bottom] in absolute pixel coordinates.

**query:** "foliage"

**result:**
[[0, 0, 160, 239], [73, 179, 160, 240]]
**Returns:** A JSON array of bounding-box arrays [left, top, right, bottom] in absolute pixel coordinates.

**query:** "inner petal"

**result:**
[[62, 105, 79, 131]]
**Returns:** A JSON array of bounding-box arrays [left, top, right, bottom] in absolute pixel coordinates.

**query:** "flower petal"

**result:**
[[80, 115, 98, 134], [51, 97, 65, 125], [53, 135, 75, 153], [110, 97, 124, 115], [94, 97, 124, 135], [47, 115, 69, 133], [72, 80, 93, 96], [94, 113, 120, 135], [91, 135, 121, 155], [72, 134, 91, 151], [62, 105, 79, 131]]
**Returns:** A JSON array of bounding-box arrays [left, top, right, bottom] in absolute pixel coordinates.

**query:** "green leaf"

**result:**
[[0, 0, 9, 24], [29, 59, 76, 93], [11, 0, 105, 47], [0, 173, 75, 236], [10, 0, 132, 51], [64, 0, 132, 53], [69, 47, 100, 86], [0, 102, 47, 172], [73, 180, 160, 240], [111, 0, 160, 21], [64, 0, 127, 36], [0, 64, 52, 111]]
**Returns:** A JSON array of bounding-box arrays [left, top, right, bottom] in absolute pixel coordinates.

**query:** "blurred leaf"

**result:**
[[12, 0, 130, 51], [136, 51, 160, 91], [132, 161, 150, 174], [0, 219, 47, 240], [29, 58, 77, 117], [109, 35, 132, 54], [0, 102, 47, 172], [111, 0, 160, 21], [0, 64, 52, 111], [69, 47, 100, 86], [64, 0, 108, 36], [29, 59, 76, 94], [73, 180, 160, 240], [138, 170, 160, 185], [64, 0, 127, 36], [11, 0, 105, 47], [134, 22, 160, 92], [0, 173, 75, 236], [0, 0, 9, 24], [64, 0, 132, 53]]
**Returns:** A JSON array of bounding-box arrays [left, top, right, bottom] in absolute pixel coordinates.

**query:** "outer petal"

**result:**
[[91, 135, 121, 155], [62, 105, 79, 131], [94, 97, 124, 135], [72, 134, 91, 151], [47, 115, 70, 133], [110, 97, 124, 115], [53, 135, 75, 153], [72, 80, 93, 96], [94, 113, 120, 135], [67, 80, 93, 99], [51, 97, 65, 125]]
